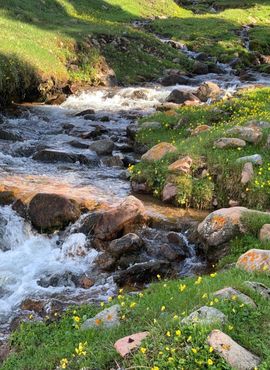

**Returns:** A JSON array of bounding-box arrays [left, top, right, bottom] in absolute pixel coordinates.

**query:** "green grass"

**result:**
[[2, 268, 270, 369], [0, 0, 191, 106], [130, 87, 270, 210], [151, 0, 270, 65]]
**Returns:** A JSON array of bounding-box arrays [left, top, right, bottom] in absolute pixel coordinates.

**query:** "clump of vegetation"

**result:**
[[241, 211, 270, 237], [2, 268, 270, 369], [132, 87, 270, 211]]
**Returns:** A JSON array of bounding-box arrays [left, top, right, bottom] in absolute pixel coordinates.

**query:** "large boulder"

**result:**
[[196, 82, 221, 102], [166, 90, 199, 104], [29, 193, 81, 232], [141, 142, 177, 161], [237, 249, 270, 273], [208, 330, 260, 370], [89, 196, 146, 241], [198, 207, 248, 247]]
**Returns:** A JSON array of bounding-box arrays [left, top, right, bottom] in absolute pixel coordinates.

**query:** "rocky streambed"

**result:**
[[0, 27, 270, 343]]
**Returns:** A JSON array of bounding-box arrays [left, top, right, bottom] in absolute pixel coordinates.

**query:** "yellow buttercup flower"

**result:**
[[202, 293, 208, 299], [175, 330, 181, 336], [60, 358, 68, 369], [130, 302, 136, 308], [161, 305, 166, 312], [207, 358, 214, 366], [210, 273, 217, 278], [195, 276, 202, 285], [166, 331, 171, 337], [151, 367, 159, 370], [179, 284, 187, 292], [140, 347, 147, 354]]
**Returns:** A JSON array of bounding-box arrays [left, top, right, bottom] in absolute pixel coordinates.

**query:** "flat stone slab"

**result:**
[[181, 306, 227, 326], [214, 287, 256, 307], [214, 138, 246, 149], [81, 304, 120, 330], [114, 331, 149, 357], [245, 281, 270, 300], [208, 329, 260, 369], [237, 249, 270, 273]]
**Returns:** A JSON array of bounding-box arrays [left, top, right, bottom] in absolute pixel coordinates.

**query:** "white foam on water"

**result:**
[[0, 207, 99, 321], [62, 85, 196, 113]]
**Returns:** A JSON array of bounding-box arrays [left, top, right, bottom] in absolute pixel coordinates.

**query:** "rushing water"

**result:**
[[0, 24, 270, 336]]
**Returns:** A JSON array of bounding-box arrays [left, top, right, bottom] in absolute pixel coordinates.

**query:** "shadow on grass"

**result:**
[[176, 0, 270, 13], [0, 52, 39, 108]]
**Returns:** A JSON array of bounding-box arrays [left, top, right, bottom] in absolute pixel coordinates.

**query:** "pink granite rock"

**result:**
[[114, 331, 149, 357]]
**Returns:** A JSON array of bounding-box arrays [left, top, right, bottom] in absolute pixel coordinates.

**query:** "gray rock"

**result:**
[[213, 287, 256, 307], [81, 304, 120, 330], [107, 233, 142, 258], [236, 154, 263, 165], [214, 138, 246, 149], [89, 139, 114, 155], [101, 156, 124, 167], [140, 121, 162, 130], [0, 129, 23, 141], [161, 75, 190, 86], [192, 61, 209, 75], [181, 306, 227, 326], [33, 149, 96, 165], [245, 281, 270, 300], [208, 329, 260, 370], [227, 126, 262, 143], [245, 120, 270, 128], [75, 109, 95, 117]]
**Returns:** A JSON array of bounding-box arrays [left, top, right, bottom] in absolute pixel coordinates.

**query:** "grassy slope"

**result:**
[[2, 266, 270, 369], [0, 0, 191, 105], [130, 87, 270, 210], [152, 0, 270, 64]]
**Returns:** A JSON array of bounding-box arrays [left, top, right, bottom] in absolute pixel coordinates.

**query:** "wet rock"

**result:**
[[95, 252, 116, 271], [126, 123, 139, 141], [192, 61, 209, 75], [75, 109, 95, 117], [0, 129, 23, 141], [20, 298, 45, 314], [33, 149, 95, 165], [156, 102, 180, 112], [89, 139, 114, 155], [132, 142, 148, 155], [214, 287, 256, 307], [196, 81, 221, 102], [168, 156, 193, 174], [237, 249, 270, 273], [107, 233, 142, 258], [69, 140, 90, 149], [102, 156, 124, 167], [241, 162, 254, 185], [181, 306, 227, 326], [162, 183, 178, 202], [236, 154, 263, 165], [0, 191, 16, 206], [114, 260, 171, 286], [81, 304, 120, 330], [78, 275, 95, 289], [167, 232, 191, 257], [161, 74, 190, 86], [245, 281, 270, 300], [166, 90, 199, 104], [142, 142, 177, 161], [88, 196, 146, 241], [131, 181, 151, 194], [114, 142, 133, 152], [259, 224, 270, 242], [208, 329, 260, 370], [38, 271, 81, 288], [114, 332, 149, 357], [214, 138, 246, 149], [191, 125, 211, 136], [227, 126, 262, 144], [80, 126, 108, 139], [198, 207, 248, 247], [12, 199, 28, 219], [140, 121, 162, 130], [29, 193, 81, 232], [159, 243, 187, 262], [195, 52, 209, 61]]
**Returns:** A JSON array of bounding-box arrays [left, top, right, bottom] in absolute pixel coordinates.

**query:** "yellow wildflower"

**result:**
[[60, 358, 68, 369]]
